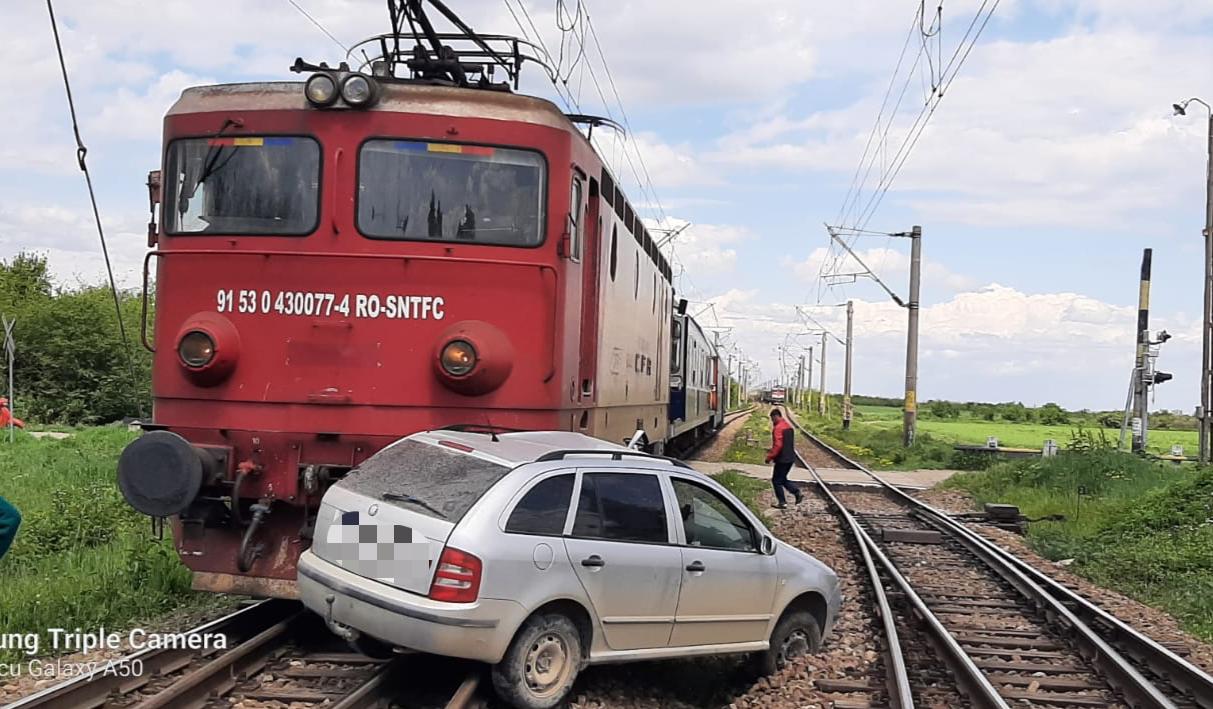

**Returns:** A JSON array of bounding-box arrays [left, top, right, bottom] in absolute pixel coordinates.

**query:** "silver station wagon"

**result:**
[[297, 430, 841, 709]]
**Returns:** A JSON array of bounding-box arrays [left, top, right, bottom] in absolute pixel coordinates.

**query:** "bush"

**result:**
[[0, 252, 151, 425]]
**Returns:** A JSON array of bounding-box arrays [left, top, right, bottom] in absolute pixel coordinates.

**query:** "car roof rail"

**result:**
[[532, 449, 694, 470]]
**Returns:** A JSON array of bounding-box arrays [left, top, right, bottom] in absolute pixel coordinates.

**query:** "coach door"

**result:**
[[577, 175, 601, 404]]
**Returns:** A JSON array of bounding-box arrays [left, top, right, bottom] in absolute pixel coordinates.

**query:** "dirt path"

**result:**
[[689, 409, 755, 462]]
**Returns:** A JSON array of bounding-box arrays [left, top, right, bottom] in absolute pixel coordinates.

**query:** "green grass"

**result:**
[[722, 411, 772, 465], [0, 428, 212, 662], [792, 405, 958, 470], [853, 405, 1197, 456], [944, 450, 1213, 641]]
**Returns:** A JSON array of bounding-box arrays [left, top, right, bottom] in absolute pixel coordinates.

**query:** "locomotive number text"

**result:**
[[215, 289, 446, 320]]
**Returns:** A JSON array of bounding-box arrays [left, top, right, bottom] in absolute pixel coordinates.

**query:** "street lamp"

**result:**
[[1173, 97, 1213, 463]]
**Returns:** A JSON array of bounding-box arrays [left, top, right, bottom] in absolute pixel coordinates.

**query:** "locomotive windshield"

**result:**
[[358, 140, 546, 246], [165, 137, 320, 235]]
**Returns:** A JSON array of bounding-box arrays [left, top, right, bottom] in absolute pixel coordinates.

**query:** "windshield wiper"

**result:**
[[381, 492, 447, 519]]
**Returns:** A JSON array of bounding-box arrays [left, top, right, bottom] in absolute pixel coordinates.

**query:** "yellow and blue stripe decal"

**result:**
[[206, 137, 296, 147], [393, 140, 494, 156]]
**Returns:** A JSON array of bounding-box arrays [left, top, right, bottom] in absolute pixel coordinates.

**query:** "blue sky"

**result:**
[[3, 0, 1213, 412]]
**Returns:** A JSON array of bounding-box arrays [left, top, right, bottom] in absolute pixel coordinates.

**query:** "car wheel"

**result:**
[[491, 613, 583, 709], [754, 610, 821, 676]]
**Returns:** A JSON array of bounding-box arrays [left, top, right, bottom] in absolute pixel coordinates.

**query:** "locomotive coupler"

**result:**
[[237, 502, 271, 572]]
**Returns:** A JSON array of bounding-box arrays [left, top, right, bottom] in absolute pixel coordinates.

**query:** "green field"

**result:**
[[0, 429, 219, 663], [853, 405, 1198, 456]]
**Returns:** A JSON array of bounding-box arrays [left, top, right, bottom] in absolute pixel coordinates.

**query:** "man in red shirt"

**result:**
[[765, 409, 802, 508]]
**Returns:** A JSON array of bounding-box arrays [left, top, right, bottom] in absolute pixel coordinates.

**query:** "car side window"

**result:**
[[505, 474, 575, 536], [671, 479, 756, 552], [572, 473, 668, 543]]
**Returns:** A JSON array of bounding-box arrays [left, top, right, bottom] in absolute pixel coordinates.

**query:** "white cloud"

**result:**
[[702, 282, 1193, 410]]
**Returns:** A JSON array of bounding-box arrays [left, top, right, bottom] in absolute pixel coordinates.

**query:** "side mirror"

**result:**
[[146, 169, 162, 247], [760, 535, 776, 555]]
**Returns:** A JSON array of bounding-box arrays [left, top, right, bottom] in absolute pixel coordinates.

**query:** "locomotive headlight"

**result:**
[[340, 73, 378, 107], [440, 340, 478, 377], [178, 330, 216, 368], [305, 73, 338, 106]]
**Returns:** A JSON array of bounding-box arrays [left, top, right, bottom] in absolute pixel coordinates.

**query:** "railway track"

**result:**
[[677, 405, 755, 460], [5, 600, 481, 709], [8, 409, 756, 709], [785, 409, 1213, 709]]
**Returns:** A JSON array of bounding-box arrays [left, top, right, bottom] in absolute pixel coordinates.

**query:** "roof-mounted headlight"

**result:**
[[305, 73, 338, 107], [340, 73, 379, 108]]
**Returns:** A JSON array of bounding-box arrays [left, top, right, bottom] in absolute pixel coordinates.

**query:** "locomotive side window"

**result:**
[[570, 176, 584, 260], [609, 226, 618, 281], [358, 140, 546, 246], [165, 136, 320, 235]]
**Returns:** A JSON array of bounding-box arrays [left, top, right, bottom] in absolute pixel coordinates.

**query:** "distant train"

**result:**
[[116, 16, 725, 598], [761, 386, 787, 404]]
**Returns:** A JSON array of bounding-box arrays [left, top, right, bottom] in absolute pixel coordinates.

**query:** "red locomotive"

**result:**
[[118, 0, 723, 598]]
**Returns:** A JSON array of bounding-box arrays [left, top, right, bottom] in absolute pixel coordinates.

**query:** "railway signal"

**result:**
[[1119, 249, 1172, 453]]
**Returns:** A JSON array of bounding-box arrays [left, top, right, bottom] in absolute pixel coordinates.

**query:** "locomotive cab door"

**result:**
[[577, 176, 601, 404]]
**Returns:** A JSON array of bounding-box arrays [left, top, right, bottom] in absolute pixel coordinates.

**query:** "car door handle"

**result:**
[[685, 560, 706, 573], [581, 555, 605, 568]]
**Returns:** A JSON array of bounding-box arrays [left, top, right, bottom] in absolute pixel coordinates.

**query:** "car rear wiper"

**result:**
[[381, 492, 447, 519]]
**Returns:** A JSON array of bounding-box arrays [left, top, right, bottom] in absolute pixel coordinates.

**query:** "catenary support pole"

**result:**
[[903, 226, 922, 447], [843, 300, 854, 430], [806, 347, 814, 414], [819, 332, 828, 416], [1202, 113, 1213, 463]]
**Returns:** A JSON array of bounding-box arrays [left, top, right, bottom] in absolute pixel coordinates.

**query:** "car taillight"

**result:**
[[428, 547, 482, 603]]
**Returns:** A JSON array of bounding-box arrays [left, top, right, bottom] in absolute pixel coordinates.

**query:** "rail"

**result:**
[[6, 600, 482, 709], [786, 408, 1213, 709]]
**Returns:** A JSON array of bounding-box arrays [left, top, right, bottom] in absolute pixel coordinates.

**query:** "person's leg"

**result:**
[[0, 495, 21, 560], [770, 464, 788, 506]]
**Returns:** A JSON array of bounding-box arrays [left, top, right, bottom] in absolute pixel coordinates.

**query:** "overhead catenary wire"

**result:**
[[286, 0, 351, 54], [45, 0, 144, 417], [818, 0, 1000, 303]]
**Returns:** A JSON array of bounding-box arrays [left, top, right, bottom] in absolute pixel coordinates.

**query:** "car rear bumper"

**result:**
[[297, 550, 526, 663]]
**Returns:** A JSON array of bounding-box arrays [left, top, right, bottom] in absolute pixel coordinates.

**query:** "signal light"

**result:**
[[178, 331, 216, 368], [1152, 371, 1173, 385], [305, 73, 338, 106], [440, 340, 478, 377], [340, 73, 378, 107], [428, 547, 482, 603]]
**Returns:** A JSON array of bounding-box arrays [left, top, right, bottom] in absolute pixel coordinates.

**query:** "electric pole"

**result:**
[[806, 347, 814, 414], [843, 300, 854, 430], [903, 226, 922, 447], [819, 332, 828, 416]]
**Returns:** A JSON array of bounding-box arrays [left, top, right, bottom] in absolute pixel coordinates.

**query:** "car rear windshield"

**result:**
[[338, 440, 510, 522], [165, 136, 320, 235], [358, 140, 546, 246]]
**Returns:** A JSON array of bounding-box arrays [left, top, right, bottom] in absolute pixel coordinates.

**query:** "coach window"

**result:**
[[165, 136, 320, 235], [358, 140, 546, 246], [505, 474, 575, 536]]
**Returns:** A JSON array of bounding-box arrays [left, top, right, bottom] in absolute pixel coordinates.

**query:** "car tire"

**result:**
[[491, 613, 583, 709], [753, 610, 821, 676]]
